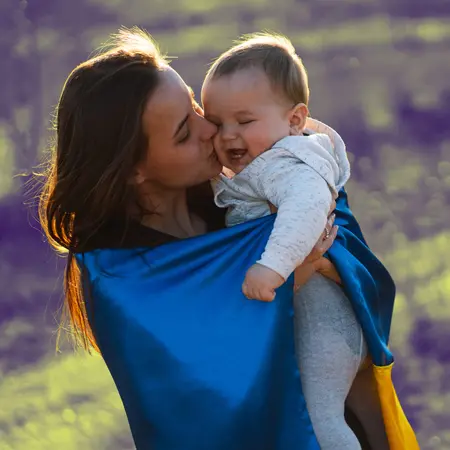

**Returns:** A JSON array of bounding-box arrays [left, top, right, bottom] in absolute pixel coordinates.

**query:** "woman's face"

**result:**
[[136, 67, 222, 190]]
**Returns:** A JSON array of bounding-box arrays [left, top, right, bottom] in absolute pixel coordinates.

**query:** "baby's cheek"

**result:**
[[213, 133, 223, 153], [265, 118, 291, 145], [246, 125, 273, 153]]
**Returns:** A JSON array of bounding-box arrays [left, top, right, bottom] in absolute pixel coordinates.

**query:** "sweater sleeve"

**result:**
[[254, 151, 333, 280]]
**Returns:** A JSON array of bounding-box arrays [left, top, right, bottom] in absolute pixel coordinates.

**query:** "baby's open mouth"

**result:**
[[228, 148, 247, 160]]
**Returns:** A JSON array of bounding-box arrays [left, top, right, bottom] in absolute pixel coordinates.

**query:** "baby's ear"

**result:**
[[289, 103, 308, 135]]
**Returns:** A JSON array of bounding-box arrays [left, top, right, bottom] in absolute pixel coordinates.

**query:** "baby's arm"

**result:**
[[242, 151, 335, 301]]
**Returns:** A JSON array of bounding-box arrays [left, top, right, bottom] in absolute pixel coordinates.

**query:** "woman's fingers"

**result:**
[[316, 213, 335, 245], [319, 225, 339, 253], [303, 217, 338, 265], [324, 214, 336, 238], [314, 225, 338, 255], [293, 262, 317, 290], [329, 199, 337, 215], [315, 257, 342, 285]]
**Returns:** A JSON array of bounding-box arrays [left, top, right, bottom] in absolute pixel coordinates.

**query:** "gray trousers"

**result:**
[[294, 274, 390, 449]]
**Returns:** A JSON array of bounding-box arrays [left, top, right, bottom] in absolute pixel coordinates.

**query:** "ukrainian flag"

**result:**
[[77, 189, 419, 449], [329, 189, 420, 449]]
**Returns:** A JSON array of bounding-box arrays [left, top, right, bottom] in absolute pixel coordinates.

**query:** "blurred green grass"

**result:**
[[0, 354, 131, 450]]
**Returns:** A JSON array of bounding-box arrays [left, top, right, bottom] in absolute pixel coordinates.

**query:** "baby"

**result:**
[[202, 33, 389, 450], [202, 35, 349, 303]]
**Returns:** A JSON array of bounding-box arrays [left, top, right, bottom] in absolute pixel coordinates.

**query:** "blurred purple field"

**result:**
[[1, 0, 450, 448]]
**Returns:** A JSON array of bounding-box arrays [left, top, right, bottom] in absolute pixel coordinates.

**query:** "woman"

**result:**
[[39, 28, 418, 449]]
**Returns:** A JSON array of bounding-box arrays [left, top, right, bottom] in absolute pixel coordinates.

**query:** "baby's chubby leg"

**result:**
[[294, 274, 366, 450]]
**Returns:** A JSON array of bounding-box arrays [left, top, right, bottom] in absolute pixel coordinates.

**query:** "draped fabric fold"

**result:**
[[330, 189, 420, 450], [76, 189, 419, 449]]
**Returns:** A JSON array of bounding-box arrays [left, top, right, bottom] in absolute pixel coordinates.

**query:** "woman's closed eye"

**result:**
[[239, 119, 254, 125], [179, 129, 190, 143], [176, 121, 190, 143]]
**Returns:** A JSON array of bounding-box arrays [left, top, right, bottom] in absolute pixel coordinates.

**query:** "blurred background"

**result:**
[[1, 0, 450, 448]]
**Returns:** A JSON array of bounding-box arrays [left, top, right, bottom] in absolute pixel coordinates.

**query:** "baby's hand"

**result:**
[[242, 264, 285, 302]]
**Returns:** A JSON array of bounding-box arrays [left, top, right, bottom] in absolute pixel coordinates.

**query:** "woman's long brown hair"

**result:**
[[39, 28, 168, 351]]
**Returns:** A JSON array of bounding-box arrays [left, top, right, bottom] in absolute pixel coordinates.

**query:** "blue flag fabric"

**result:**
[[328, 189, 395, 367], [76, 189, 396, 449]]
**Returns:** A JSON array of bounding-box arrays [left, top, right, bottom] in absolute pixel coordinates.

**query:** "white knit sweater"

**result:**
[[211, 118, 351, 280]]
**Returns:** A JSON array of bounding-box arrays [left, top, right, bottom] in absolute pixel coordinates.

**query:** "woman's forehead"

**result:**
[[143, 67, 191, 134]]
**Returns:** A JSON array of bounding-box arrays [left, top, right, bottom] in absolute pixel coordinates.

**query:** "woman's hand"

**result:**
[[304, 214, 337, 265], [313, 257, 342, 285], [294, 214, 340, 290]]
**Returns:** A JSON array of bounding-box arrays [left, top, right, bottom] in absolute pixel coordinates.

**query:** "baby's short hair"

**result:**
[[205, 32, 309, 106]]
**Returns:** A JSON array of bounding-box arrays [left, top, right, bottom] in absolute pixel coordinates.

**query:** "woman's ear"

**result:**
[[288, 103, 309, 136], [129, 166, 146, 185]]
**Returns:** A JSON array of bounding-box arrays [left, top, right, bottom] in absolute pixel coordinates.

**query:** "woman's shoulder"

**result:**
[[74, 219, 177, 252]]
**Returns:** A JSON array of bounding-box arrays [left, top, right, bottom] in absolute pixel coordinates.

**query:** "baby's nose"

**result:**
[[220, 124, 238, 141]]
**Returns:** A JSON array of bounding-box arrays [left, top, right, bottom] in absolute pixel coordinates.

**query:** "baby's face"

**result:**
[[201, 68, 292, 174]]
